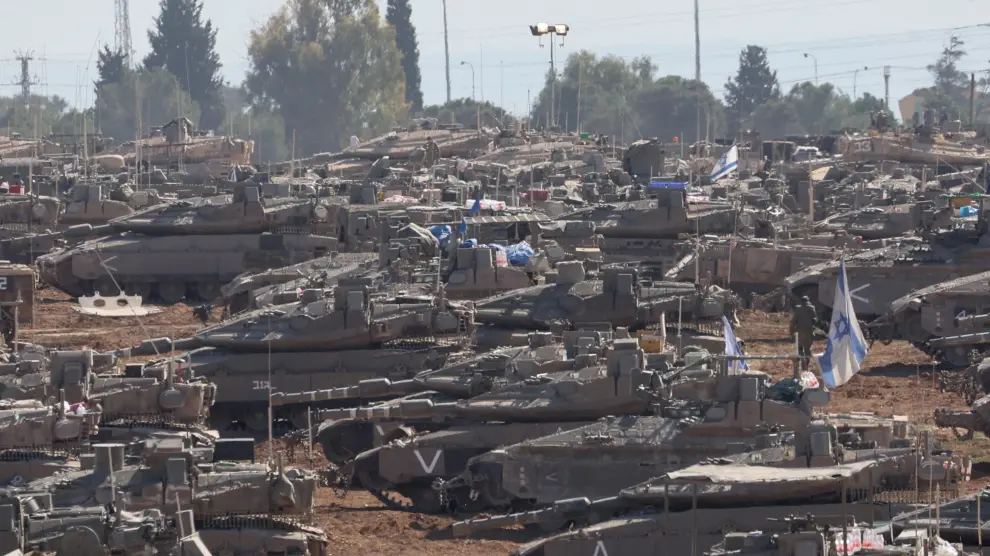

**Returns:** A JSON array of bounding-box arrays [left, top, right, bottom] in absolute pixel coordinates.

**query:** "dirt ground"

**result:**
[[21, 292, 990, 556]]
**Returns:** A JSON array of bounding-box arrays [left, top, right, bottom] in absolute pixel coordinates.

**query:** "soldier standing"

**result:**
[[790, 296, 817, 368], [423, 136, 440, 168]]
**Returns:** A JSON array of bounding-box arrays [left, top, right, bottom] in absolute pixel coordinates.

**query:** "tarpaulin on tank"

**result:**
[[429, 225, 451, 245], [460, 238, 478, 248], [505, 241, 534, 265]]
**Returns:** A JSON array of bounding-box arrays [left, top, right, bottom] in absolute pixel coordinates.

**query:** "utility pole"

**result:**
[[442, 0, 451, 103], [883, 66, 891, 112], [12, 51, 38, 102], [694, 0, 701, 153], [971, 73, 977, 125]]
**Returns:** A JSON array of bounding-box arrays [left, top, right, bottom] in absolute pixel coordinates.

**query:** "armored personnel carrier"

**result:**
[[869, 270, 990, 366], [127, 281, 473, 432], [36, 186, 338, 303]]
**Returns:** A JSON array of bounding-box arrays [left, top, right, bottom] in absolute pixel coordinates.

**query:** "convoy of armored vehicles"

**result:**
[[0, 113, 988, 555]]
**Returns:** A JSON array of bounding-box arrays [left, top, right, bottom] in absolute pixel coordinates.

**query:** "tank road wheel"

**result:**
[[195, 282, 222, 303], [940, 346, 977, 369], [157, 281, 187, 304], [402, 486, 446, 514], [899, 313, 932, 344], [94, 278, 121, 296], [123, 282, 152, 301], [290, 409, 313, 431], [241, 410, 271, 434]]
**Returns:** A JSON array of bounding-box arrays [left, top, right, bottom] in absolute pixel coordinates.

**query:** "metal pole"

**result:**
[[549, 32, 556, 128], [442, 0, 451, 103], [500, 61, 504, 125]]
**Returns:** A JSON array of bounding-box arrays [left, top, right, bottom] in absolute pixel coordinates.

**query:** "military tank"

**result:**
[[439, 359, 838, 513], [472, 263, 727, 332], [271, 326, 610, 464], [869, 270, 990, 366], [9, 441, 316, 518], [36, 186, 338, 303], [451, 459, 948, 554], [787, 236, 990, 328], [814, 202, 939, 240], [126, 280, 474, 432], [3, 477, 328, 556], [218, 251, 378, 314]]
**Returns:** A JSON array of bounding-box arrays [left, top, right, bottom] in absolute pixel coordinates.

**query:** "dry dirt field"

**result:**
[[22, 290, 990, 556]]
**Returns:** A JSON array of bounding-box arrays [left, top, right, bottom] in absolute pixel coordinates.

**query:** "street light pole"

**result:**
[[460, 61, 475, 100], [853, 66, 868, 99], [529, 23, 569, 129], [500, 60, 505, 126], [803, 52, 818, 84]]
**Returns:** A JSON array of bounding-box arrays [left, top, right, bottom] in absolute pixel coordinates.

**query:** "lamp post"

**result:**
[[529, 22, 569, 129], [460, 61, 475, 100], [853, 66, 869, 99], [803, 52, 818, 84]]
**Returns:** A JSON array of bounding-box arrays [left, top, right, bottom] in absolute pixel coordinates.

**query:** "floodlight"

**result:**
[[552, 24, 569, 36], [530, 22, 549, 36]]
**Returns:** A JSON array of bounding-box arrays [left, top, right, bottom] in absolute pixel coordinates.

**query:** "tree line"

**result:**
[[0, 0, 986, 161]]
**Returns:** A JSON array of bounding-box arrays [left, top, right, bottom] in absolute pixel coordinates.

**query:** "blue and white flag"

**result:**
[[722, 316, 749, 374], [710, 145, 739, 182], [469, 195, 481, 216], [458, 217, 467, 235], [817, 260, 869, 388], [229, 166, 237, 182]]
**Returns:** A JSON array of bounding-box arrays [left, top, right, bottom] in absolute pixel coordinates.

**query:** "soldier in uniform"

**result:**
[[423, 136, 440, 168], [790, 296, 817, 368]]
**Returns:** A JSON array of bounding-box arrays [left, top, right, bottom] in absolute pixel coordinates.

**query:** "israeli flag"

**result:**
[[469, 195, 481, 216], [722, 316, 749, 374], [459, 217, 467, 235], [817, 260, 869, 388], [229, 166, 237, 182], [710, 145, 739, 182]]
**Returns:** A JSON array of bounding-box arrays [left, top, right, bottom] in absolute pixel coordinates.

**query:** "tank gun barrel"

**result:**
[[934, 407, 982, 434], [270, 378, 419, 407], [450, 496, 621, 537], [114, 337, 201, 357], [955, 312, 990, 328], [317, 398, 458, 421]]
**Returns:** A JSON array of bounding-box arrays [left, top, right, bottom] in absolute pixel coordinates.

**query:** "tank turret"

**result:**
[[473, 266, 705, 330]]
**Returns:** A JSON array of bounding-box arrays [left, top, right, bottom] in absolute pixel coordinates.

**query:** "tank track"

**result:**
[[354, 467, 454, 514]]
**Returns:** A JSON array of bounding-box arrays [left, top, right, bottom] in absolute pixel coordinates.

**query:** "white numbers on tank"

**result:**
[[252, 380, 271, 391]]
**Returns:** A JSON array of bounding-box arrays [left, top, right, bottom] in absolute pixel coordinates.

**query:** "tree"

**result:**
[[632, 77, 726, 143], [95, 68, 200, 143], [530, 51, 655, 136], [144, 0, 225, 130], [723, 45, 779, 132], [95, 46, 128, 93], [245, 0, 408, 155], [386, 0, 423, 112], [928, 36, 968, 93], [751, 98, 800, 138], [422, 98, 513, 128]]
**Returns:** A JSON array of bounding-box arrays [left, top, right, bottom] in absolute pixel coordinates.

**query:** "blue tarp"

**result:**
[[505, 241, 534, 265], [460, 238, 478, 248], [429, 225, 452, 246], [648, 181, 687, 189]]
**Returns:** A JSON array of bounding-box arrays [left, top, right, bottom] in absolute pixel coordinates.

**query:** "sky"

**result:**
[[1, 0, 989, 123]]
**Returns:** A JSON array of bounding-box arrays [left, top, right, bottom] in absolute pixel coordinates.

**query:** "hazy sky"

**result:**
[[1, 0, 989, 121]]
